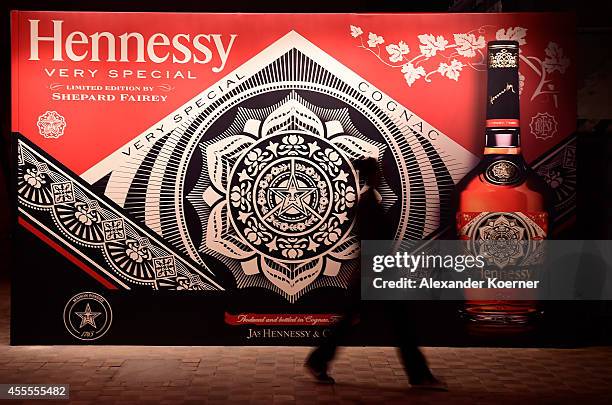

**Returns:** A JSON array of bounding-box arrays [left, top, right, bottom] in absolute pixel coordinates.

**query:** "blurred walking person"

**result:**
[[305, 157, 446, 390]]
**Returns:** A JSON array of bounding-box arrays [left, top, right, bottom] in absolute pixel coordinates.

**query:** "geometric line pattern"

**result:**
[[16, 136, 224, 291]]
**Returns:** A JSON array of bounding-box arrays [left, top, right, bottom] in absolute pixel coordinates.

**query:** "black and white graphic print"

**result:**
[[462, 212, 546, 269], [16, 137, 223, 291], [532, 135, 576, 223], [83, 31, 476, 301]]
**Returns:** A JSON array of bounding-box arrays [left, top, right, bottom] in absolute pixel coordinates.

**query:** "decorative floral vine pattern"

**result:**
[[350, 25, 570, 107]]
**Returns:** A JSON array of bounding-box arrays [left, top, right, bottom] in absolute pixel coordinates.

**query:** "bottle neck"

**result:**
[[484, 128, 521, 153], [484, 146, 521, 155], [485, 42, 521, 155]]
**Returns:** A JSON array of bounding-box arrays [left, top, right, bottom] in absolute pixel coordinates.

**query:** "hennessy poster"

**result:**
[[10, 11, 575, 344]]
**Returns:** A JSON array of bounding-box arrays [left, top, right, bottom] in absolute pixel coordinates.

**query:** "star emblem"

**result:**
[[194, 94, 386, 301], [266, 160, 318, 219], [75, 303, 101, 329]]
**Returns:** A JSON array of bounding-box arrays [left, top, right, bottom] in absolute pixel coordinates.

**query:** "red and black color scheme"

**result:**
[[11, 11, 576, 345]]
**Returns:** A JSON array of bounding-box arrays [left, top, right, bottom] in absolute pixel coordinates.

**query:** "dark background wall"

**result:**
[[1, 0, 611, 285]]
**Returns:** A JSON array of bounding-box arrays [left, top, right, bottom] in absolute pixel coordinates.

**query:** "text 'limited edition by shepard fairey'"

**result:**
[[455, 41, 551, 325]]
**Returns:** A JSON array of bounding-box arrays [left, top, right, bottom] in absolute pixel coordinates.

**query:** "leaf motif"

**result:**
[[418, 34, 448, 57], [437, 59, 464, 81], [495, 27, 527, 45], [329, 235, 360, 261], [453, 33, 486, 58], [543, 42, 570, 74], [367, 32, 384, 48], [519, 72, 525, 95], [205, 202, 254, 260], [385, 41, 410, 63], [331, 135, 381, 162], [401, 63, 426, 87], [206, 135, 254, 192], [350, 25, 363, 38], [261, 256, 323, 296]]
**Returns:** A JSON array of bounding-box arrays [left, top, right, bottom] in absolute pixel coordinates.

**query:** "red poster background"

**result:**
[[12, 12, 575, 174]]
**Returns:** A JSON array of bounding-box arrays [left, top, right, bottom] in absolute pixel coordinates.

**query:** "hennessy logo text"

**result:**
[[28, 19, 237, 72]]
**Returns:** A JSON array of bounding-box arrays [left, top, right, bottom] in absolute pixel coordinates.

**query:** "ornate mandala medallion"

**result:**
[[227, 131, 357, 262], [192, 95, 379, 299], [476, 214, 526, 268], [466, 212, 546, 268], [37, 110, 67, 139]]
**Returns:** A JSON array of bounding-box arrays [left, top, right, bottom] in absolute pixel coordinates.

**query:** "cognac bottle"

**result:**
[[454, 40, 551, 325]]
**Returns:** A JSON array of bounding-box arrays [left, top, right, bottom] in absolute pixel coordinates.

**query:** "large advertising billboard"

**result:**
[[10, 11, 575, 344]]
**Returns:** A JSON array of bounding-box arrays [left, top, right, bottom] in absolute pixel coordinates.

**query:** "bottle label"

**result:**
[[483, 159, 521, 185], [485, 119, 520, 128], [485, 43, 520, 127], [457, 211, 547, 269]]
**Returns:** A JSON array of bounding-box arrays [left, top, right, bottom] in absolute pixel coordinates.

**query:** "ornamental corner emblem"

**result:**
[[63, 292, 112, 341], [484, 160, 520, 185], [488, 48, 518, 69], [37, 110, 67, 139], [529, 112, 558, 140]]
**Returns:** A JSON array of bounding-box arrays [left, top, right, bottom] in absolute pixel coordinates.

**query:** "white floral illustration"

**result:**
[[367, 32, 384, 48], [350, 25, 363, 38], [453, 33, 486, 58], [495, 26, 527, 45], [401, 63, 426, 86], [350, 24, 570, 106], [418, 34, 448, 57], [24, 167, 46, 189], [74, 202, 101, 226], [124, 239, 152, 264], [386, 41, 410, 63], [437, 59, 464, 81], [543, 42, 570, 74]]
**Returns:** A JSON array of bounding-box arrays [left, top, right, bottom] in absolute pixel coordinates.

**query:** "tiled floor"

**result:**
[[1, 281, 612, 404]]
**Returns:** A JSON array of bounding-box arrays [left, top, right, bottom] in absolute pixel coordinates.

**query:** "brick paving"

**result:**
[[1, 281, 612, 404]]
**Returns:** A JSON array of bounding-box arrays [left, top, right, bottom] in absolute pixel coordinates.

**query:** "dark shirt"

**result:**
[[346, 187, 393, 294], [356, 187, 393, 241]]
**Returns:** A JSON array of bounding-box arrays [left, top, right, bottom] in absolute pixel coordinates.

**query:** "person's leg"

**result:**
[[306, 280, 359, 381], [397, 344, 433, 384], [389, 301, 448, 390], [306, 312, 352, 367], [392, 303, 434, 384]]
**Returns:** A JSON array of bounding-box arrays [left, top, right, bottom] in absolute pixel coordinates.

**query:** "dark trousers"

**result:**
[[308, 293, 433, 384]]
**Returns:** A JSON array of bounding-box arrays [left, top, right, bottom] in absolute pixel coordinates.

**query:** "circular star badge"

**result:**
[[63, 292, 112, 341]]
